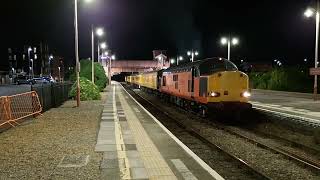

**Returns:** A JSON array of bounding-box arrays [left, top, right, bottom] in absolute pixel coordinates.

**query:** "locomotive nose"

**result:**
[[208, 71, 250, 102]]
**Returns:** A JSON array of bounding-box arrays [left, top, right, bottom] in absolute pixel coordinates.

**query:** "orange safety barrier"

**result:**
[[0, 91, 42, 127]]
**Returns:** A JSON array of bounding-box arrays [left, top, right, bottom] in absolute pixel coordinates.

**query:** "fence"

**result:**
[[31, 82, 73, 111], [0, 91, 42, 127]]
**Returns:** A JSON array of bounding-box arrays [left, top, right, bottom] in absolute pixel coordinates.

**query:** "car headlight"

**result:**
[[242, 91, 251, 98]]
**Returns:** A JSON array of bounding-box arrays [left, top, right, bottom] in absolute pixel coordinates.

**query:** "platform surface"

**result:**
[[95, 82, 223, 180], [250, 89, 320, 124]]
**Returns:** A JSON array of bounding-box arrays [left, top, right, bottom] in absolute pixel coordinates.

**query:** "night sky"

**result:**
[[1, 0, 317, 66]]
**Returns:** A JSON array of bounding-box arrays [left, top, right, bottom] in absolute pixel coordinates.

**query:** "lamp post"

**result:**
[[28, 47, 32, 79], [187, 50, 199, 62], [74, 0, 93, 107], [49, 55, 53, 77], [30, 59, 34, 78], [109, 54, 116, 85], [91, 27, 104, 84], [58, 67, 61, 82], [221, 36, 239, 60], [98, 42, 107, 63], [305, 2, 320, 100]]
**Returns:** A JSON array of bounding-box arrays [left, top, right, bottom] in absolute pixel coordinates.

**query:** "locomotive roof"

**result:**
[[163, 57, 231, 73]]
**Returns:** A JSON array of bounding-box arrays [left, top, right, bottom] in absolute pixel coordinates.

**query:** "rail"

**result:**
[[123, 84, 271, 180]]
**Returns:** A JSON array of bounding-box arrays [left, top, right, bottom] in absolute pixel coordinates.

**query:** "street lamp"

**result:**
[[58, 67, 61, 82], [176, 56, 183, 66], [187, 50, 199, 62], [100, 42, 107, 49], [170, 58, 175, 64], [304, 4, 319, 100], [49, 55, 53, 77], [28, 47, 32, 78], [91, 26, 104, 84], [108, 54, 116, 85], [74, 0, 93, 107], [221, 36, 239, 60], [30, 59, 34, 78]]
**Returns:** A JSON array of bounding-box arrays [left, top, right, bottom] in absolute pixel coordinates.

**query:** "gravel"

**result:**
[[0, 93, 106, 180]]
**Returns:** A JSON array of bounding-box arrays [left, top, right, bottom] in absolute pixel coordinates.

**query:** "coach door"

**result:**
[[191, 67, 195, 97]]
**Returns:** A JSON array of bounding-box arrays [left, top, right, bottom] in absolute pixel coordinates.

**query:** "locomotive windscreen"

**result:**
[[199, 59, 238, 75]]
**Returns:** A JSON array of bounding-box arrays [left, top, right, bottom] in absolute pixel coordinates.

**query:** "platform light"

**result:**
[[187, 51, 191, 56], [96, 28, 104, 36], [304, 8, 315, 18], [104, 51, 109, 56], [100, 42, 107, 49], [232, 38, 239, 45], [194, 51, 199, 56], [111, 55, 116, 60], [179, 56, 183, 61], [221, 37, 228, 45], [170, 58, 175, 64]]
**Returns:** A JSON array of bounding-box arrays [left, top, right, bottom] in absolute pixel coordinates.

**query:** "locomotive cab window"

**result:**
[[199, 59, 238, 75]]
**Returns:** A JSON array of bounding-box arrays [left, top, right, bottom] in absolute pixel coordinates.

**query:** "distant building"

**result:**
[[7, 42, 51, 78]]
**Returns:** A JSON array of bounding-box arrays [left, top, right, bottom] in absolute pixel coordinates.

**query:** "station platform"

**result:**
[[95, 82, 223, 180], [250, 89, 320, 126]]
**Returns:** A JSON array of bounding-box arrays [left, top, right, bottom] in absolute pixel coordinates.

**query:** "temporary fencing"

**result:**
[[0, 91, 42, 127]]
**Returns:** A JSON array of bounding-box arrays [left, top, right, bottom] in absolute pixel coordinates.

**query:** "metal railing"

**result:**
[[31, 82, 73, 111]]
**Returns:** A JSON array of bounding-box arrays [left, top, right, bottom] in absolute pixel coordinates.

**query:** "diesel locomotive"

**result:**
[[126, 57, 252, 116]]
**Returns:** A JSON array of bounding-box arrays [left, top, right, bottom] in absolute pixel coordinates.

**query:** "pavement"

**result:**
[[0, 84, 31, 96], [250, 89, 320, 124], [95, 82, 223, 180]]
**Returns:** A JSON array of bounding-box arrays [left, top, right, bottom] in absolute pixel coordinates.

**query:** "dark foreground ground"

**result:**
[[0, 94, 106, 179]]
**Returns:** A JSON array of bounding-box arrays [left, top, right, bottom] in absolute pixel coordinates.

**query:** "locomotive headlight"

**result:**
[[210, 92, 220, 97], [242, 91, 251, 98]]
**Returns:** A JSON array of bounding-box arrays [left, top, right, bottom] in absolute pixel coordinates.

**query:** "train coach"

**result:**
[[126, 57, 252, 117]]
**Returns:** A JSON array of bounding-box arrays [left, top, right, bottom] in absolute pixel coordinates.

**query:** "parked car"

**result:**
[[42, 76, 55, 83], [33, 77, 50, 84], [15, 76, 35, 85]]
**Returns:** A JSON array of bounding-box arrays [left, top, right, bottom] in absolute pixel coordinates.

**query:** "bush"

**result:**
[[69, 59, 108, 91], [69, 77, 101, 101], [249, 67, 315, 93]]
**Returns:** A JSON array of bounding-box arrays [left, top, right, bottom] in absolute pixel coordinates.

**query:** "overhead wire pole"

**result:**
[[314, 0, 320, 100], [91, 25, 95, 84], [227, 36, 231, 60], [97, 40, 100, 64], [74, 0, 80, 107]]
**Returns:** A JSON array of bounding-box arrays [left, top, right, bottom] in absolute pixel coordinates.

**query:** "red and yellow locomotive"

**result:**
[[126, 58, 252, 116]]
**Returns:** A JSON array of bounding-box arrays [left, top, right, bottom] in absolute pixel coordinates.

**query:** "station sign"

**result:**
[[310, 68, 320, 75]]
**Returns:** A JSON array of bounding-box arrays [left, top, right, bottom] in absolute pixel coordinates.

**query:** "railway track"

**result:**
[[124, 84, 320, 179], [123, 84, 271, 180]]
